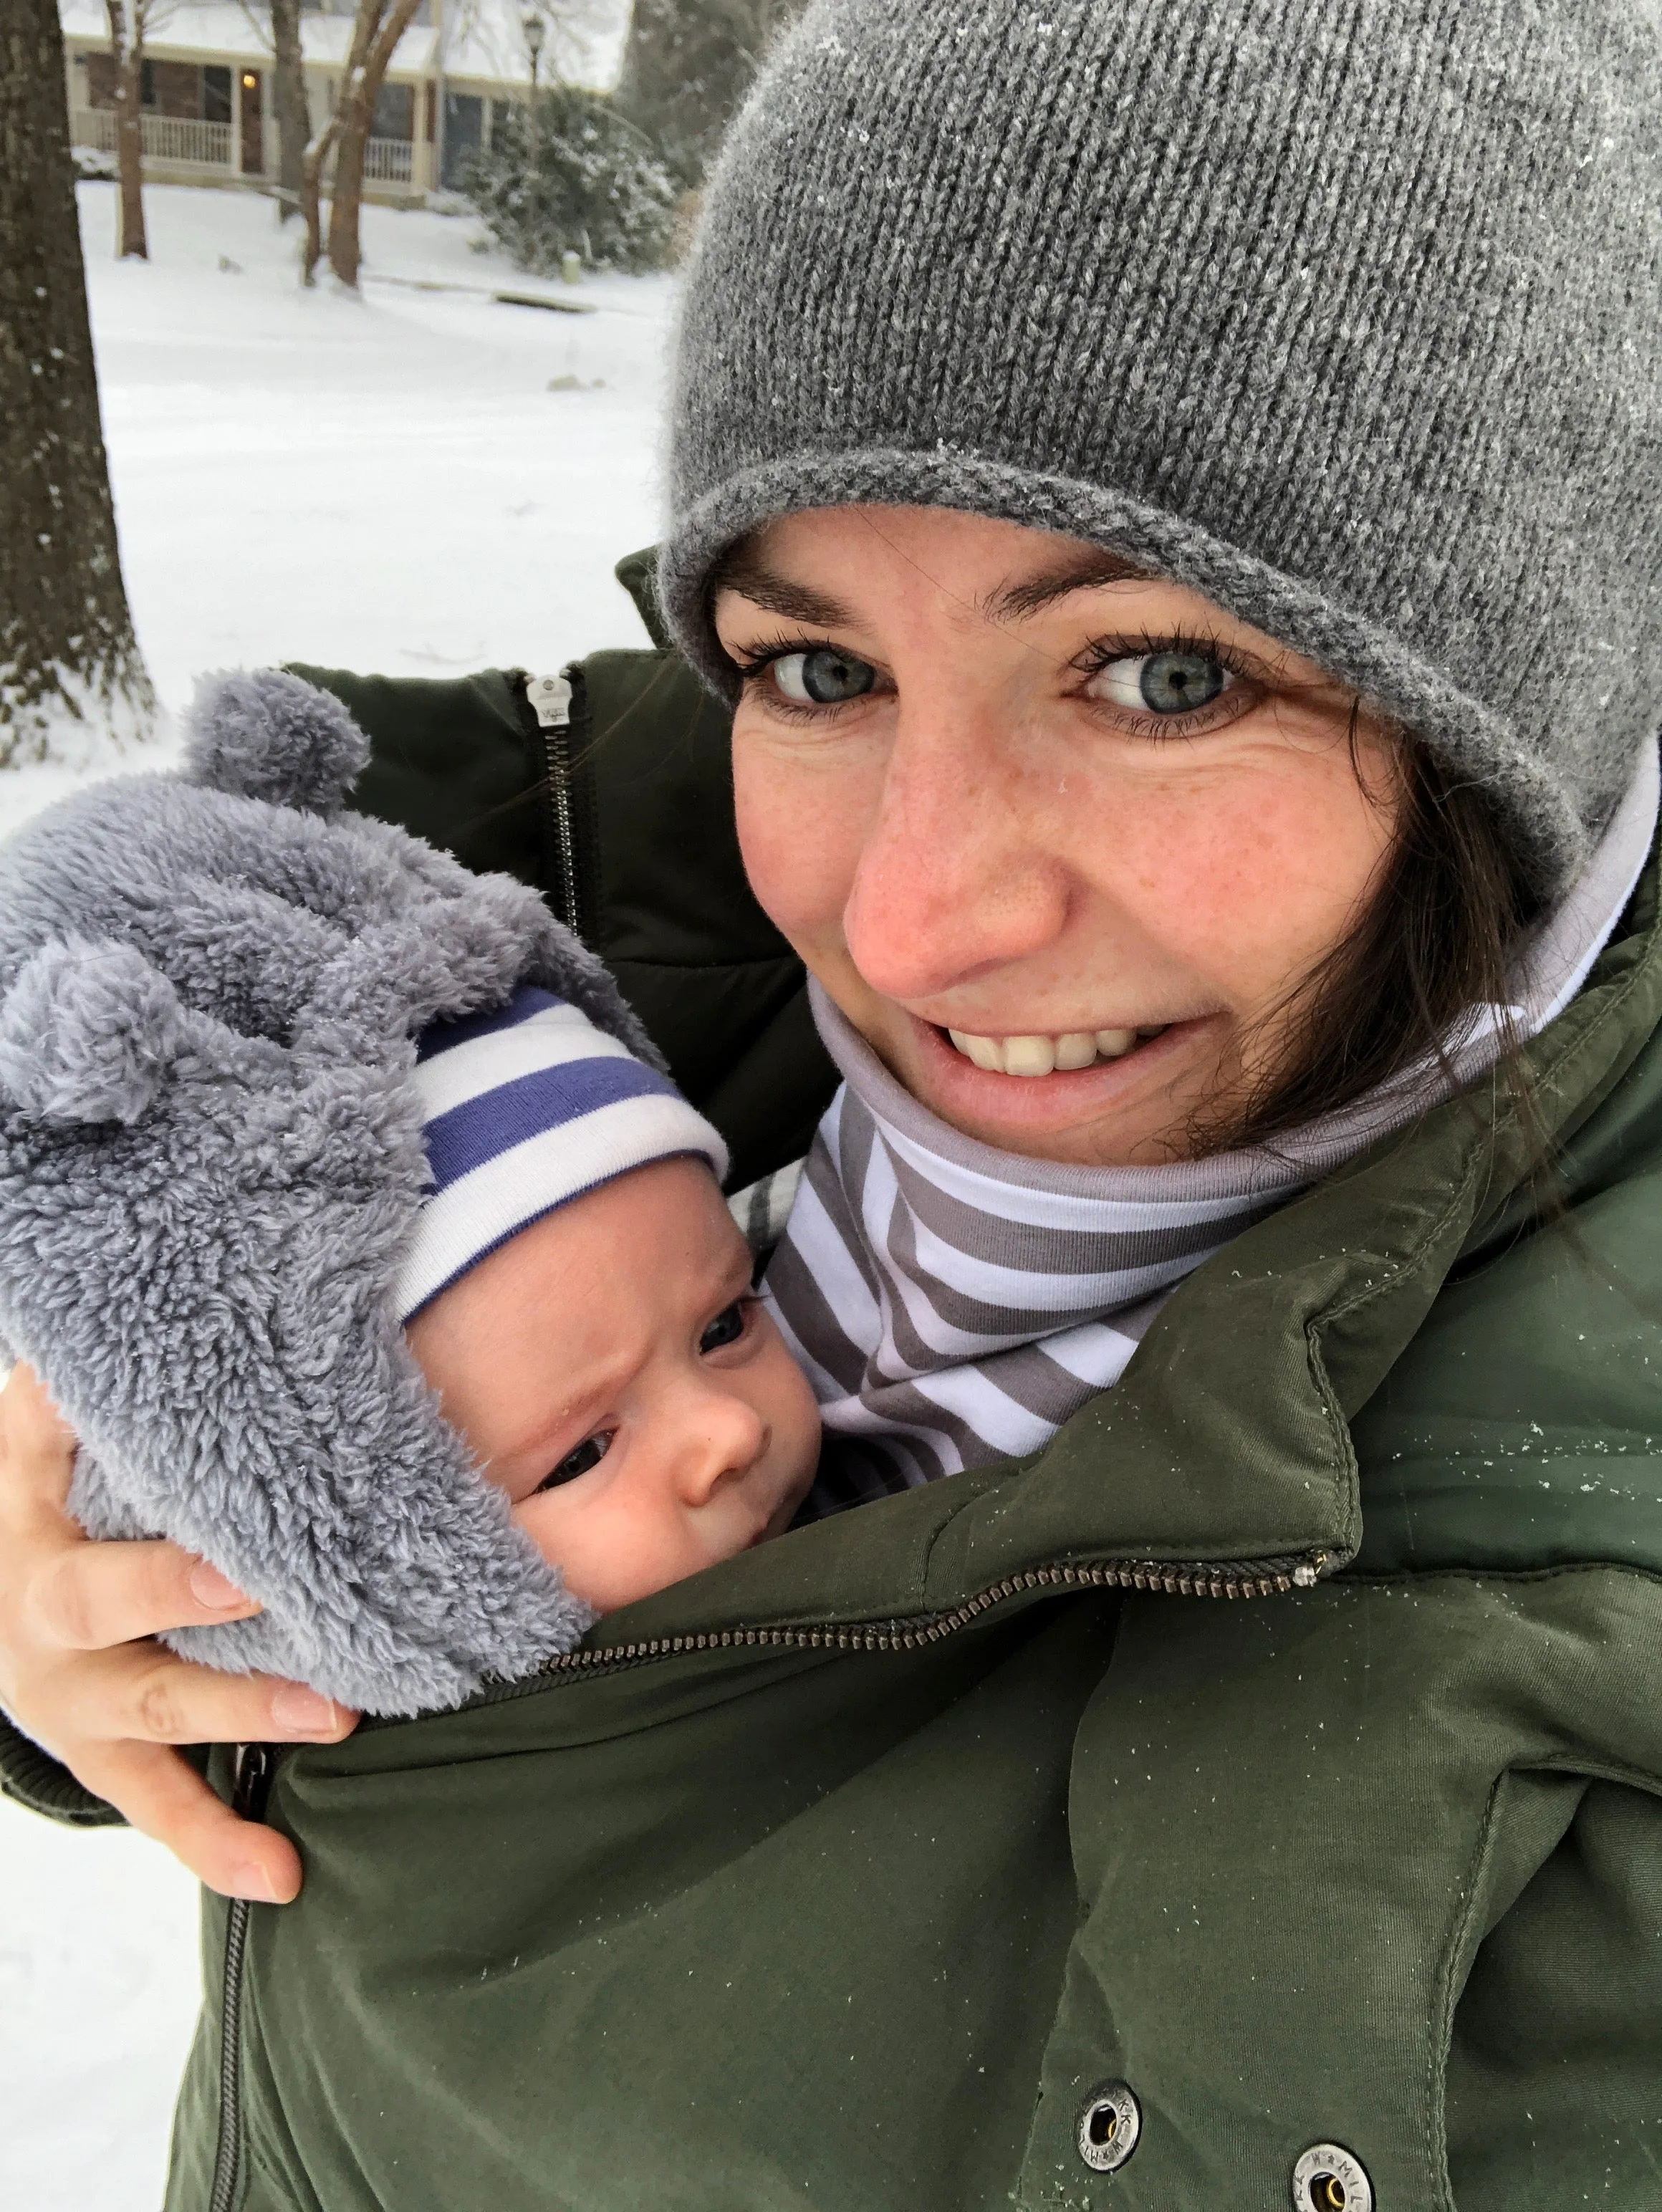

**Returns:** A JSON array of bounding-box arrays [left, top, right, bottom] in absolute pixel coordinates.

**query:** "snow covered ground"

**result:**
[[0, 178, 676, 2210], [3, 177, 675, 830]]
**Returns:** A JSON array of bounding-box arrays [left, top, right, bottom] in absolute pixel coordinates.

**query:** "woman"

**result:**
[[3, 1, 1660, 2206]]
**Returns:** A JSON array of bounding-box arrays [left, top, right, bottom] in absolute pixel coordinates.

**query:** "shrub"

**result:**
[[464, 88, 677, 276]]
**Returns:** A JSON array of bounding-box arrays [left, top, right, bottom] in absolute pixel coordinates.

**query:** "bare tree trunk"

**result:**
[[300, 110, 344, 285], [106, 0, 147, 259], [1, 0, 158, 764], [325, 92, 373, 289], [325, 0, 421, 291], [299, 0, 418, 289], [270, 0, 307, 223]]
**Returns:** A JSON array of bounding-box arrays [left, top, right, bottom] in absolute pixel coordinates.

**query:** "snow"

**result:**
[[0, 178, 675, 2208]]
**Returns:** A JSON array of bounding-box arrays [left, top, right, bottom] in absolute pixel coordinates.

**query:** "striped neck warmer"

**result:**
[[767, 751, 1659, 1517]]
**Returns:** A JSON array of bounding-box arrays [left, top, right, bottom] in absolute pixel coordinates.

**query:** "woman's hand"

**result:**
[[0, 1364, 357, 1901]]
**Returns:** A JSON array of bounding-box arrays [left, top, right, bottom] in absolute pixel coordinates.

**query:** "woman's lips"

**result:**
[[903, 1011, 1213, 1131], [944, 1024, 1159, 1076]]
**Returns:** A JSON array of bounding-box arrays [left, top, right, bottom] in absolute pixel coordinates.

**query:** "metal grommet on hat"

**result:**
[[1076, 2081, 1140, 2173], [1292, 2143, 1374, 2212]]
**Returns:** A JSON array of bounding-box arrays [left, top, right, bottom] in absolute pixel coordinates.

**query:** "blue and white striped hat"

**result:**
[[394, 984, 729, 1321]]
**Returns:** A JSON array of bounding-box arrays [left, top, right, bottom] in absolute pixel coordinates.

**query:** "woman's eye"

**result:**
[[537, 1431, 613, 1491], [699, 1301, 749, 1354], [769, 648, 876, 706], [1086, 650, 1233, 716]]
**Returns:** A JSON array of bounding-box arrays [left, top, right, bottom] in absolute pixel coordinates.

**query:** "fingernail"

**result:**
[[189, 1560, 247, 1610], [231, 1863, 282, 1904], [270, 1685, 339, 1733]]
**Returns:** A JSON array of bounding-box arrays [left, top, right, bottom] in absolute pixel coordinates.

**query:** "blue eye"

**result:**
[[1090, 651, 1231, 715], [699, 1301, 748, 1353], [772, 648, 875, 705], [537, 1431, 613, 1491]]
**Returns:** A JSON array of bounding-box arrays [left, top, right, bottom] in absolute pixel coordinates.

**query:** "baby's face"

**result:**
[[404, 1157, 820, 1612]]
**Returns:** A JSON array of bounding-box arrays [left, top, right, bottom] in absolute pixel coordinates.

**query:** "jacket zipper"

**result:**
[[522, 669, 582, 937], [208, 1744, 275, 2212], [514, 1549, 1330, 1684]]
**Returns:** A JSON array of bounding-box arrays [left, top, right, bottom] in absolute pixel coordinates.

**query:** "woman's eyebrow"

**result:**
[[711, 557, 854, 630], [984, 549, 1149, 622]]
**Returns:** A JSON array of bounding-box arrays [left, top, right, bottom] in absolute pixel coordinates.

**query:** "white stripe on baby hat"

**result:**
[[396, 1092, 727, 1321], [395, 984, 727, 1321], [410, 1001, 638, 1122]]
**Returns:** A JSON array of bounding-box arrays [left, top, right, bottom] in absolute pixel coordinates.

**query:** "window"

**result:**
[[203, 65, 231, 125], [372, 80, 415, 140], [442, 92, 482, 188], [83, 52, 117, 108]]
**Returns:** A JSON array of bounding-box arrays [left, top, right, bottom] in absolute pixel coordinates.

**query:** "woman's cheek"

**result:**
[[1097, 746, 1395, 1004], [731, 723, 873, 956]]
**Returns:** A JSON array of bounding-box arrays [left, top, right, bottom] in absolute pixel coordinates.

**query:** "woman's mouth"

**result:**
[[941, 1024, 1168, 1077], [893, 1012, 1221, 1146]]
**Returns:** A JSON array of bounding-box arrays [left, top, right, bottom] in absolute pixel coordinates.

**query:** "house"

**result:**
[[59, 1, 627, 207]]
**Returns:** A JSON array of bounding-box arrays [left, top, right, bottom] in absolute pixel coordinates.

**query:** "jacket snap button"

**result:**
[[1292, 2143, 1373, 2212], [1076, 2081, 1141, 2173]]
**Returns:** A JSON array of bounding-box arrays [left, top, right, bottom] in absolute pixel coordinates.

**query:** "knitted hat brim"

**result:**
[[660, 446, 1592, 898]]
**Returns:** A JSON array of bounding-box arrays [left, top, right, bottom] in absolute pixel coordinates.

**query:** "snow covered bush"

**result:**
[[464, 92, 677, 276]]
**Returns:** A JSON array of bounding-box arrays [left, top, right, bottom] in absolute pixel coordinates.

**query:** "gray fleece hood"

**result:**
[[0, 670, 652, 1713]]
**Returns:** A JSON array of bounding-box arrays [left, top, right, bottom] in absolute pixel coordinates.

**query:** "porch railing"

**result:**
[[361, 135, 413, 184], [72, 106, 233, 168], [72, 108, 420, 190]]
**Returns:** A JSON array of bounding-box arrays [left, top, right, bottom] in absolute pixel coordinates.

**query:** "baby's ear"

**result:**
[[183, 668, 370, 817], [0, 939, 186, 1126]]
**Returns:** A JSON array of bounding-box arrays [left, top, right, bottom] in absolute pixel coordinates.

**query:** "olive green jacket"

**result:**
[[6, 570, 1662, 2210]]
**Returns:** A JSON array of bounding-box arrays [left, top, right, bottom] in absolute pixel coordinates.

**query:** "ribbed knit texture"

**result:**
[[663, 0, 1662, 894], [770, 749, 1659, 1512]]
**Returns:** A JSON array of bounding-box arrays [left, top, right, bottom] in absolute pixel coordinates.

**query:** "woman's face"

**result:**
[[714, 506, 1406, 1166]]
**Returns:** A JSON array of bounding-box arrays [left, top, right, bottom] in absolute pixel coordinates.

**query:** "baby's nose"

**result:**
[[675, 1392, 768, 1505]]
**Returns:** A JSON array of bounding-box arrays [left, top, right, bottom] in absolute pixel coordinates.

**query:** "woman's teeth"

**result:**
[[944, 1026, 1163, 1077]]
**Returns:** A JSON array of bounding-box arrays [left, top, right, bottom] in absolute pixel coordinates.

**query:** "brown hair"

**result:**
[[1199, 736, 1541, 1155]]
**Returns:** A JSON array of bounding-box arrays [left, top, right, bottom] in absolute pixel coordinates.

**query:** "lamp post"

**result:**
[[523, 9, 544, 176]]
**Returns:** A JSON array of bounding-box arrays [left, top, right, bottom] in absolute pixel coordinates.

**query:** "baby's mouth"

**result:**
[[941, 1024, 1168, 1077]]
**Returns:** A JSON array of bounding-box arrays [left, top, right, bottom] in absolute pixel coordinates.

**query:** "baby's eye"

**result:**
[[698, 1301, 749, 1354], [1085, 650, 1235, 716], [537, 1431, 613, 1491], [770, 648, 875, 706]]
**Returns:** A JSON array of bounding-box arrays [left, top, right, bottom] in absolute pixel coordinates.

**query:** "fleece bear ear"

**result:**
[[0, 939, 186, 1126], [183, 668, 371, 817]]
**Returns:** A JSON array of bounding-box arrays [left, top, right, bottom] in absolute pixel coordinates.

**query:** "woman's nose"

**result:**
[[672, 1390, 768, 1508], [840, 705, 1070, 1004]]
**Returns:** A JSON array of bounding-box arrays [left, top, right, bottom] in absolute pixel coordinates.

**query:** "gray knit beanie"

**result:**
[[662, 0, 1662, 895]]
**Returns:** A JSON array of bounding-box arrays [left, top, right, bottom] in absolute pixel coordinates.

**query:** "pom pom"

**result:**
[[183, 669, 370, 817], [0, 939, 186, 1125]]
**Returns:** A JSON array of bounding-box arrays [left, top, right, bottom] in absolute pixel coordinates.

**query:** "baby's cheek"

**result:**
[[509, 1484, 580, 1569], [756, 1319, 820, 1423], [511, 1484, 693, 1614]]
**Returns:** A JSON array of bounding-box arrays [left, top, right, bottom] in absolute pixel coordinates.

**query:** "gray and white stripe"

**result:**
[[765, 749, 1659, 1518], [765, 1026, 1294, 1514]]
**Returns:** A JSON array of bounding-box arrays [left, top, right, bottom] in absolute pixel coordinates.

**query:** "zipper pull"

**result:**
[[231, 1742, 275, 1822], [527, 673, 572, 728]]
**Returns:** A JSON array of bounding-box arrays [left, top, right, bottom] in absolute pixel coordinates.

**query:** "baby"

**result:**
[[397, 985, 819, 1616], [0, 669, 819, 1718]]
